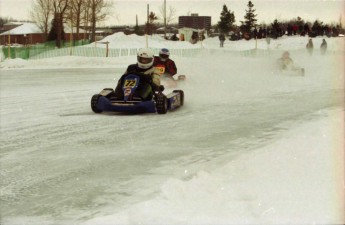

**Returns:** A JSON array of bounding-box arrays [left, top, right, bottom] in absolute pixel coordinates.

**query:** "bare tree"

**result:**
[[158, 4, 177, 27], [89, 0, 113, 42], [81, 0, 92, 40], [158, 3, 177, 38], [68, 0, 84, 38], [52, 0, 70, 19], [51, 0, 69, 47], [30, 0, 54, 41]]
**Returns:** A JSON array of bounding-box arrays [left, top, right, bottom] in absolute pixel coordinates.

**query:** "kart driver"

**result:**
[[278, 51, 294, 70], [114, 48, 164, 100], [278, 51, 305, 76], [153, 48, 177, 78]]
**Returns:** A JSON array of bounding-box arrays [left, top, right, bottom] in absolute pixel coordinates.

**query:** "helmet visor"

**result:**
[[137, 56, 153, 64], [159, 53, 169, 59]]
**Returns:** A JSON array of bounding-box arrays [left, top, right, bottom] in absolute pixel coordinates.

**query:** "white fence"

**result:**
[[28, 46, 204, 60], [1, 45, 341, 62]]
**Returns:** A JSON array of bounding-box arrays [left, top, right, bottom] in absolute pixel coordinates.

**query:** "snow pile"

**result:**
[[0, 22, 41, 35], [94, 32, 201, 49], [202, 35, 345, 51], [1, 34, 343, 70], [83, 109, 344, 225]]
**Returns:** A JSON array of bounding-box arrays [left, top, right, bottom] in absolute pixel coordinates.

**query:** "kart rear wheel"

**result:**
[[156, 93, 168, 114], [173, 90, 184, 106], [91, 94, 102, 113]]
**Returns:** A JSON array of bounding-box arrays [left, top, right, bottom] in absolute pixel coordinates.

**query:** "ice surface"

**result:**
[[0, 34, 344, 225]]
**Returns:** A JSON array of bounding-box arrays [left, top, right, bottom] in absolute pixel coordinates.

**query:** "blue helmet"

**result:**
[[159, 48, 170, 61]]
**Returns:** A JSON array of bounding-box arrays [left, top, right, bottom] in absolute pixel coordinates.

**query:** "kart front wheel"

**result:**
[[156, 94, 168, 114], [91, 94, 102, 113], [173, 90, 184, 106]]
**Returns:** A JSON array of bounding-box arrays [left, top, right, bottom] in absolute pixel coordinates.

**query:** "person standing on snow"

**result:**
[[306, 38, 314, 55], [320, 39, 327, 55], [219, 33, 225, 47], [114, 48, 163, 100], [153, 48, 177, 78]]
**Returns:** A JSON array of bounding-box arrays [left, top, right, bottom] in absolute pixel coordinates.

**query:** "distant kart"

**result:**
[[281, 66, 305, 76], [91, 74, 184, 114], [277, 59, 305, 76]]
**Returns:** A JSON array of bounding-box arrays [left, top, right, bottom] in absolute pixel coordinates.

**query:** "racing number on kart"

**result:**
[[155, 66, 166, 75], [124, 79, 137, 88]]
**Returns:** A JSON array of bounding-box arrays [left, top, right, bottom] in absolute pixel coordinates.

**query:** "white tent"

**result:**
[[178, 27, 198, 42]]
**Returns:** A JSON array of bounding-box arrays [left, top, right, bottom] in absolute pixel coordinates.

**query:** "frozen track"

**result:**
[[0, 51, 344, 224]]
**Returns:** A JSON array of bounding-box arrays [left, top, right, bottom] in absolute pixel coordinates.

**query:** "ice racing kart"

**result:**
[[91, 73, 184, 114]]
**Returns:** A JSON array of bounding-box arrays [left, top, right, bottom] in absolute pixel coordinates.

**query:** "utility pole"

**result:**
[[146, 4, 149, 47], [147, 4, 149, 30], [164, 0, 167, 39]]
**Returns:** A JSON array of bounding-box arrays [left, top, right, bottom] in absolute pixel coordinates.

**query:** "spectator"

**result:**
[[320, 39, 327, 55], [219, 33, 225, 47], [306, 38, 314, 55]]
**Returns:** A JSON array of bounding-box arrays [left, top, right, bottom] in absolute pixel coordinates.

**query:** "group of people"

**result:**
[[114, 48, 177, 100], [306, 38, 328, 55]]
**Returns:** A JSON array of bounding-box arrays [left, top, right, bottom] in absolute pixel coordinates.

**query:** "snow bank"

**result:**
[[202, 35, 345, 51], [93, 32, 201, 49], [83, 109, 344, 225], [1, 35, 343, 70]]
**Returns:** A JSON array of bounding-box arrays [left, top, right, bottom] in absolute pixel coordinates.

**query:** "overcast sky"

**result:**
[[1, 0, 344, 26]]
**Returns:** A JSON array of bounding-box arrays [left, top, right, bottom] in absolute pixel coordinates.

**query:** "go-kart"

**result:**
[[277, 58, 305, 76], [280, 65, 305, 76], [91, 73, 184, 114]]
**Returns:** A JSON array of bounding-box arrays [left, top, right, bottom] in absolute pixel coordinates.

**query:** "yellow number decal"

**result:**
[[124, 79, 137, 87], [156, 66, 165, 75]]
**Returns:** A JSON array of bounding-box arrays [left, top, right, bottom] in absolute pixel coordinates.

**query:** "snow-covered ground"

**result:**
[[0, 34, 344, 225]]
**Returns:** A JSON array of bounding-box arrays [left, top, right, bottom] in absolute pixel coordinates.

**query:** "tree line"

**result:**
[[1, 0, 343, 46], [217, 1, 343, 40], [30, 0, 113, 47]]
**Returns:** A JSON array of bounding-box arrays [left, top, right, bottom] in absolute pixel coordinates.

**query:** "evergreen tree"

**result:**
[[217, 4, 235, 34], [241, 1, 257, 34], [271, 19, 282, 39], [311, 20, 323, 36], [145, 11, 158, 35], [47, 13, 65, 48]]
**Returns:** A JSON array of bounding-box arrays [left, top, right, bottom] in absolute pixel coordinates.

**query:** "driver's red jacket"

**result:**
[[153, 56, 177, 76]]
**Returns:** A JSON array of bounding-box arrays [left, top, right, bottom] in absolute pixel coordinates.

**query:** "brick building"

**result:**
[[178, 13, 211, 30]]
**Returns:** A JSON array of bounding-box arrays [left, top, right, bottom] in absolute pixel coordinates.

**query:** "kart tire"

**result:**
[[91, 94, 102, 113], [156, 93, 168, 114], [173, 90, 184, 106]]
